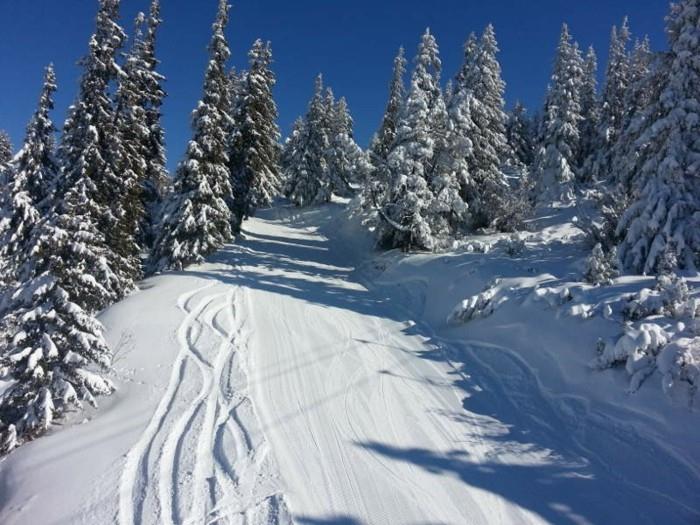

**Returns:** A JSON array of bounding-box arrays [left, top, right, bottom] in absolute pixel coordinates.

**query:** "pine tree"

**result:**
[[378, 29, 446, 250], [151, 0, 233, 271], [0, 131, 12, 170], [0, 269, 114, 453], [533, 24, 584, 204], [284, 75, 331, 206], [578, 46, 600, 174], [326, 96, 368, 197], [506, 102, 534, 166], [600, 18, 631, 148], [0, 65, 58, 264], [610, 36, 655, 192], [56, 0, 135, 296], [589, 19, 632, 182], [616, 0, 700, 274], [0, 178, 119, 452], [365, 47, 406, 209], [455, 24, 512, 229], [229, 40, 281, 231], [134, 0, 168, 249]]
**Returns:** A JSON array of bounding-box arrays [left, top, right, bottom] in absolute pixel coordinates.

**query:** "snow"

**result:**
[[1, 200, 699, 524]]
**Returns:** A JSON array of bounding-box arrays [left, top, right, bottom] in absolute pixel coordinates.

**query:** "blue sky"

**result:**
[[0, 1, 670, 171]]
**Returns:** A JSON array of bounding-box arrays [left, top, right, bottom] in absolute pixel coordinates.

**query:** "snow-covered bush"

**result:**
[[584, 243, 618, 285], [498, 233, 526, 257], [623, 274, 698, 321], [448, 279, 506, 324], [593, 323, 699, 397]]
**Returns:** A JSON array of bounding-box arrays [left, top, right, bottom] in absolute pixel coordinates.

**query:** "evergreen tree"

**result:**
[[151, 0, 233, 271], [616, 0, 700, 274], [506, 102, 534, 167], [365, 47, 406, 209], [455, 24, 512, 229], [229, 40, 281, 232], [378, 29, 446, 250], [589, 19, 632, 182], [284, 75, 331, 206], [56, 0, 135, 296], [326, 96, 368, 197], [0, 269, 114, 453], [600, 19, 631, 148], [0, 65, 58, 264], [533, 24, 584, 204], [578, 46, 600, 174], [610, 36, 655, 192], [133, 0, 168, 249], [0, 131, 12, 171], [0, 179, 119, 451]]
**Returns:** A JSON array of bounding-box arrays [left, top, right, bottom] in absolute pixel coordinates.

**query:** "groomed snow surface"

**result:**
[[1, 201, 699, 525]]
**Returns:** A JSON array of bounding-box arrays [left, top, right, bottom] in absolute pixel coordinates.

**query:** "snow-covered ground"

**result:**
[[1, 201, 699, 524]]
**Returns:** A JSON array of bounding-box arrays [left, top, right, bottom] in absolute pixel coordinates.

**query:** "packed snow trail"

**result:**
[[192, 205, 698, 525], [1, 203, 698, 525], [117, 282, 292, 525]]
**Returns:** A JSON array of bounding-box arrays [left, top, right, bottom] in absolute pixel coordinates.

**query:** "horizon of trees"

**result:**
[[0, 0, 698, 454]]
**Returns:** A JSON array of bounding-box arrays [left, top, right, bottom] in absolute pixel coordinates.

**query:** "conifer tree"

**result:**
[[151, 0, 233, 271], [0, 65, 58, 264], [506, 102, 534, 167], [610, 36, 655, 192], [533, 24, 584, 203], [229, 40, 281, 231], [326, 96, 368, 197], [56, 0, 135, 295], [0, 131, 12, 171], [455, 25, 512, 229], [131, 0, 168, 249], [284, 75, 331, 206], [0, 177, 118, 452], [616, 0, 700, 274], [378, 29, 446, 250], [600, 19, 631, 147], [365, 47, 406, 209], [589, 19, 632, 182], [578, 46, 600, 174]]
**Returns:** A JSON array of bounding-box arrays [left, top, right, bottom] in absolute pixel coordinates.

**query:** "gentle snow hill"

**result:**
[[1, 200, 699, 525]]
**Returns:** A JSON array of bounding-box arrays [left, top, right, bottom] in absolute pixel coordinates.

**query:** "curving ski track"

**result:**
[[118, 281, 291, 525]]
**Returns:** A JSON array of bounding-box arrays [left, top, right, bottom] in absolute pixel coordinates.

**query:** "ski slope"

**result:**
[[1, 203, 699, 524]]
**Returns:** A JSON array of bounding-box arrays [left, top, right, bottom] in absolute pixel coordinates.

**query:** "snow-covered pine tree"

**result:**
[[0, 65, 58, 265], [56, 0, 135, 297], [600, 19, 631, 148], [134, 0, 168, 250], [588, 19, 632, 182], [533, 24, 584, 204], [611, 36, 655, 191], [578, 46, 600, 176], [326, 96, 369, 197], [457, 24, 513, 229], [229, 39, 281, 232], [151, 0, 233, 271], [378, 29, 447, 250], [0, 179, 119, 451], [616, 0, 700, 274], [0, 269, 114, 453], [284, 75, 331, 206], [113, 12, 155, 278], [365, 47, 406, 210], [0, 131, 12, 173], [506, 102, 534, 167]]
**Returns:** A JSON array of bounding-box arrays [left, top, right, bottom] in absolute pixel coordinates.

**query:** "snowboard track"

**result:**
[[118, 281, 291, 525]]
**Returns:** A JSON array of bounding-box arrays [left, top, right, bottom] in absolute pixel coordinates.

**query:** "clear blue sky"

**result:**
[[0, 1, 670, 171]]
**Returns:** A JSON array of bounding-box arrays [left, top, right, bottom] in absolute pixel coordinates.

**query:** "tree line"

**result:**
[[0, 0, 698, 453]]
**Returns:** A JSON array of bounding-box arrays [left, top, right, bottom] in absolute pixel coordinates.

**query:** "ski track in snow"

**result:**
[[117, 281, 291, 525]]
